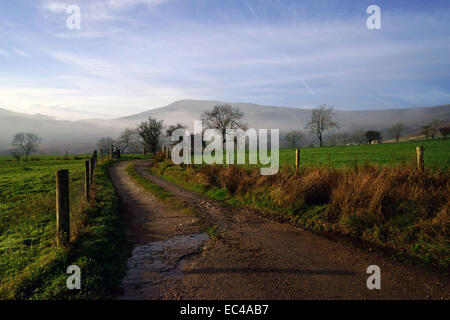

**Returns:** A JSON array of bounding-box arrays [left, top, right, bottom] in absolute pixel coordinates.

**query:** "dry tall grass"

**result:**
[[169, 163, 449, 267]]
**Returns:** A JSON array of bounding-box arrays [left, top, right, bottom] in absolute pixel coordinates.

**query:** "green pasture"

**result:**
[[200, 139, 449, 169]]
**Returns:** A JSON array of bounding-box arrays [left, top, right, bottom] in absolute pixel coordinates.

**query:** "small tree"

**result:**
[[137, 117, 165, 154], [305, 105, 340, 147], [365, 130, 382, 144], [439, 126, 450, 139], [421, 125, 432, 140], [285, 130, 304, 148], [96, 137, 116, 152], [11, 133, 41, 161], [388, 122, 405, 143], [201, 105, 246, 143], [117, 128, 140, 154], [429, 119, 444, 139]]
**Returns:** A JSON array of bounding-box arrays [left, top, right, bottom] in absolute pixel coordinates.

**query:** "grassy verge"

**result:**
[[0, 159, 129, 299], [150, 159, 449, 271]]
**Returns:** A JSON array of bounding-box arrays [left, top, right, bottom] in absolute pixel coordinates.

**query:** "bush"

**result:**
[[154, 151, 166, 163]]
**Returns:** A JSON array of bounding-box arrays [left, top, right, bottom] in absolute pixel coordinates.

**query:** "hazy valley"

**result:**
[[1, 100, 449, 154]]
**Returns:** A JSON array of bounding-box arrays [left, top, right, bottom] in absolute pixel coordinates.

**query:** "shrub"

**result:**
[[154, 151, 166, 163]]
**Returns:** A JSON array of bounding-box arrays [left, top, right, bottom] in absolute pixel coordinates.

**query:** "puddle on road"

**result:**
[[119, 233, 209, 299]]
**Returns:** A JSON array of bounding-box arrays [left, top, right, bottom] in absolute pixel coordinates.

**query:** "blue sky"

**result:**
[[1, 0, 450, 120]]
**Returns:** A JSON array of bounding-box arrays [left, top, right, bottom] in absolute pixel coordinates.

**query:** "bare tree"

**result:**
[[96, 137, 116, 152], [439, 126, 450, 139], [285, 130, 304, 148], [429, 119, 444, 139], [305, 105, 339, 147], [421, 125, 432, 140], [11, 132, 41, 161], [201, 105, 246, 143], [137, 117, 165, 154], [117, 128, 140, 154], [388, 122, 405, 143]]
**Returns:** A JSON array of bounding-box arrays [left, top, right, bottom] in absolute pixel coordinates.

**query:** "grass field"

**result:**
[[0, 154, 149, 299], [182, 139, 449, 169], [279, 139, 449, 169], [0, 158, 85, 298]]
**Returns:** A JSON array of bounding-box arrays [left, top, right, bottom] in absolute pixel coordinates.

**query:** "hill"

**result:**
[[113, 100, 450, 135], [0, 101, 449, 154]]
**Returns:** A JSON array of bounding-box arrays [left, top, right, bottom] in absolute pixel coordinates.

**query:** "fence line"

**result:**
[[55, 150, 98, 247]]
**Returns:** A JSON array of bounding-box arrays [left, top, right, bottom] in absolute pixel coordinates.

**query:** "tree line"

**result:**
[[96, 104, 247, 155], [286, 105, 449, 148], [8, 104, 450, 160]]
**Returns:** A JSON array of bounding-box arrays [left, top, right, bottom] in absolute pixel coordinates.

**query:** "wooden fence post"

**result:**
[[85, 160, 90, 202], [100, 149, 103, 162], [56, 169, 70, 246], [90, 157, 95, 185], [295, 149, 300, 171], [416, 146, 424, 171], [166, 147, 169, 160], [109, 145, 113, 159]]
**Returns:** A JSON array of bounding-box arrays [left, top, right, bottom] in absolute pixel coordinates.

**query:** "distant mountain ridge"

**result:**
[[111, 100, 450, 135], [0, 100, 449, 154]]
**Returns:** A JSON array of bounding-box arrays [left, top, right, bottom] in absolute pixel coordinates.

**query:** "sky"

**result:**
[[0, 0, 450, 120]]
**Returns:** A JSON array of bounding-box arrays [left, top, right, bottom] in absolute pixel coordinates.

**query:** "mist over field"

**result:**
[[1, 100, 449, 154]]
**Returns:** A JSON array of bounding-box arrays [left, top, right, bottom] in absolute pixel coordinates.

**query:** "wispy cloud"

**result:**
[[42, 0, 170, 20], [12, 48, 30, 58], [0, 1, 449, 119]]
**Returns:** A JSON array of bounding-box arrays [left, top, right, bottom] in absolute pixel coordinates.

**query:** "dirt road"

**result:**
[[110, 160, 449, 300]]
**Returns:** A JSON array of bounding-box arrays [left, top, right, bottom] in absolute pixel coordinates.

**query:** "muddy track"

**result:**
[[110, 160, 449, 300]]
